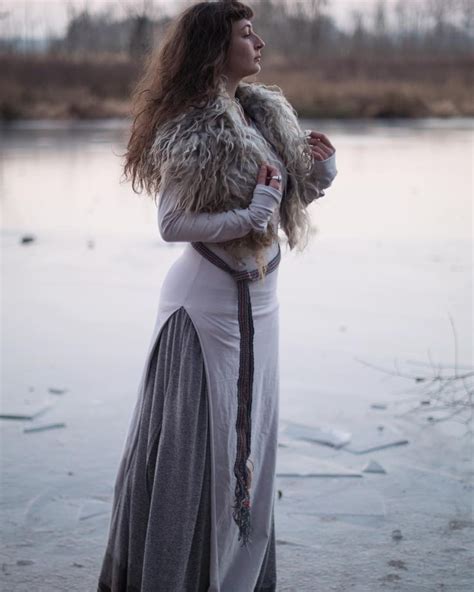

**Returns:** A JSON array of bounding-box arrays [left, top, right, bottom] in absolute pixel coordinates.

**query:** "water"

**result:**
[[1, 118, 472, 590], [1, 115, 471, 415], [1, 117, 472, 241]]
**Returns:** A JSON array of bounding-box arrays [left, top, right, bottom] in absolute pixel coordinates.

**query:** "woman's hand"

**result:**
[[249, 165, 283, 233], [304, 130, 336, 162], [256, 163, 282, 192]]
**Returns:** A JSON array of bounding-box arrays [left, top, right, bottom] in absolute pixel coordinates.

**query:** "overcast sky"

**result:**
[[0, 0, 422, 40]]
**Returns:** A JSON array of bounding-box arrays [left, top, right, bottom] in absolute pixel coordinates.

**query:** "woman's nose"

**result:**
[[255, 36, 265, 50]]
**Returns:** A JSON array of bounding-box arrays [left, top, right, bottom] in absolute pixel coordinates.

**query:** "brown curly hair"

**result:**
[[124, 0, 254, 196], [123, 1, 312, 279]]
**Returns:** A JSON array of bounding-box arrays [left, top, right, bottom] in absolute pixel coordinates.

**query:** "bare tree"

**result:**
[[350, 9, 368, 54], [372, 0, 391, 53], [123, 0, 160, 59], [458, 0, 474, 34], [355, 316, 473, 437], [2, 0, 473, 59]]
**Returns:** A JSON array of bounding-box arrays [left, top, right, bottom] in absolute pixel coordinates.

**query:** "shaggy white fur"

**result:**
[[148, 80, 322, 255]]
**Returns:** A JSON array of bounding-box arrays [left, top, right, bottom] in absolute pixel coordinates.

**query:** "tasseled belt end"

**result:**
[[232, 466, 253, 547], [189, 241, 281, 548]]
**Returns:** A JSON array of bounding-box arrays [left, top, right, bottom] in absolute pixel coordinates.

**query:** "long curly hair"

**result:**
[[124, 0, 313, 278], [124, 0, 253, 193]]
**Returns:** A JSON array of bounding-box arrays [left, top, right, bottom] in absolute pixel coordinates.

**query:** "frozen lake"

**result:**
[[1, 117, 472, 242], [1, 118, 472, 590], [2, 117, 471, 393]]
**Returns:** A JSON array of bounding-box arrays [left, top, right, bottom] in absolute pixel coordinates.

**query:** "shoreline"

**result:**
[[1, 97, 472, 122], [1, 114, 474, 128], [1, 54, 472, 121]]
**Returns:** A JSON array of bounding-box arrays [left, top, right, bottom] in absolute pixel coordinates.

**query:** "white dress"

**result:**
[[100, 115, 337, 591]]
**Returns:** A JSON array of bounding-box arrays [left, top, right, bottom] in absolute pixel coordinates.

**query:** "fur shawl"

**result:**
[[147, 80, 322, 258]]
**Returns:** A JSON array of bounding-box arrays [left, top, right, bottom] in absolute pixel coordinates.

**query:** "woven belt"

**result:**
[[190, 241, 281, 546]]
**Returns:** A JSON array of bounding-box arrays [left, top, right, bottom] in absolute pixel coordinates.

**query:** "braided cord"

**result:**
[[191, 242, 281, 546]]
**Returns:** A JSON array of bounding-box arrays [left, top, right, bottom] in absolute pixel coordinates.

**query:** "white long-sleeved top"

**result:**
[[158, 183, 283, 243], [157, 151, 337, 245]]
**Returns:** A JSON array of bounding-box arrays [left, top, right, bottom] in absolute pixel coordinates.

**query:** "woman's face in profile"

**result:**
[[225, 18, 265, 80]]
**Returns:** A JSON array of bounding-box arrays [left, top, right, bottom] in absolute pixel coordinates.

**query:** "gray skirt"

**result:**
[[97, 306, 276, 592]]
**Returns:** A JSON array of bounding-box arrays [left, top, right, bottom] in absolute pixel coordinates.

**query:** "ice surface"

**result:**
[[342, 424, 409, 454], [279, 420, 352, 448]]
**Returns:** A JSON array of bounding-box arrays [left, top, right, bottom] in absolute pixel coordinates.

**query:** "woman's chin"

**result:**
[[245, 63, 261, 77], [240, 63, 261, 81]]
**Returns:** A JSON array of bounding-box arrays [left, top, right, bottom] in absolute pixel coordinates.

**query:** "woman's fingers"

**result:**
[[311, 146, 331, 161], [266, 164, 282, 190], [257, 163, 268, 185], [257, 163, 282, 191], [311, 142, 333, 160], [309, 138, 334, 157], [304, 129, 336, 161], [305, 130, 335, 160], [308, 130, 335, 151]]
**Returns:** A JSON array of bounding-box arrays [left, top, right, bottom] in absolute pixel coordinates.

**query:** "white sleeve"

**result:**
[[306, 151, 338, 203], [158, 181, 282, 243]]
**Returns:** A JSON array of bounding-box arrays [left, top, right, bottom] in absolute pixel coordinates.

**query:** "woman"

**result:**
[[97, 1, 337, 591]]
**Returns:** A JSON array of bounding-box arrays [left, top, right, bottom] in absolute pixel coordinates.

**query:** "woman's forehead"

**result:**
[[235, 19, 253, 31]]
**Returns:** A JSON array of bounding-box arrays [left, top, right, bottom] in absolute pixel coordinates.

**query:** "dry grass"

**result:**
[[0, 53, 137, 120], [260, 73, 474, 118], [0, 53, 472, 120], [258, 55, 474, 118]]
